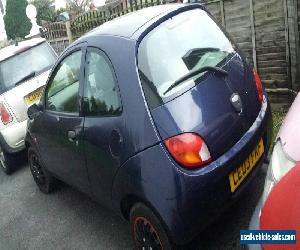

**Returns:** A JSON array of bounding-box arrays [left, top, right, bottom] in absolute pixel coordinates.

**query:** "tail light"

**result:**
[[253, 69, 263, 105], [0, 102, 12, 125], [164, 133, 212, 169]]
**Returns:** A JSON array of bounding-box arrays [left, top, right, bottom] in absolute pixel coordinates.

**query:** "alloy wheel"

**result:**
[[29, 152, 46, 186], [0, 147, 6, 169], [134, 217, 163, 250]]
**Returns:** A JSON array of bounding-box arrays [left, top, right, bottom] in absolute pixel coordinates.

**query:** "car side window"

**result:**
[[45, 50, 82, 114], [84, 49, 122, 116]]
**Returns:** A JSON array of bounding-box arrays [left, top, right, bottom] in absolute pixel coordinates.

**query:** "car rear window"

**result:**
[[0, 42, 57, 94], [138, 8, 236, 109]]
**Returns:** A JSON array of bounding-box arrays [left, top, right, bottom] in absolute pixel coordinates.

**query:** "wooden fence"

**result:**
[[202, 0, 300, 104], [41, 0, 171, 55], [41, 0, 300, 99], [40, 22, 70, 55]]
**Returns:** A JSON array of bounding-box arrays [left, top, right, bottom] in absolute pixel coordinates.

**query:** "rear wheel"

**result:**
[[28, 148, 55, 194], [0, 146, 16, 175], [130, 203, 175, 250]]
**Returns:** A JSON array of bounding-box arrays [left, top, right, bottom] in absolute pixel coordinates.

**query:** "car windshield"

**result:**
[[138, 9, 236, 109], [0, 42, 56, 93]]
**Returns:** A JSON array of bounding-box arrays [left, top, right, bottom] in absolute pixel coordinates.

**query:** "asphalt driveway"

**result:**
[[0, 161, 267, 250]]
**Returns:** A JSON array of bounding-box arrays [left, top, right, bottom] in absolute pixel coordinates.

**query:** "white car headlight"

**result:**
[[262, 139, 296, 205]]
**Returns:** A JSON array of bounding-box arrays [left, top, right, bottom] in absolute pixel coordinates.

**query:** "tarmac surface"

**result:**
[[0, 160, 267, 249]]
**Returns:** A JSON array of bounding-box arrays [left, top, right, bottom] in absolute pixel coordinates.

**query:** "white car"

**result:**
[[0, 38, 57, 174]]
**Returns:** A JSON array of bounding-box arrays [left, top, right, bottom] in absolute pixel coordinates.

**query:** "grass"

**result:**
[[271, 107, 288, 150]]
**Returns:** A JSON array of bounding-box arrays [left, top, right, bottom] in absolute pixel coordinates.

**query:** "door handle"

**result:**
[[68, 131, 77, 142]]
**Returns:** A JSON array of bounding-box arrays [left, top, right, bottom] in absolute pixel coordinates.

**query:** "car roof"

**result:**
[[0, 38, 46, 62], [80, 4, 196, 40]]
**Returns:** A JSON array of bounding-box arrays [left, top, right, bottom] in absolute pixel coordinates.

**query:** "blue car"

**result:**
[[26, 4, 272, 249]]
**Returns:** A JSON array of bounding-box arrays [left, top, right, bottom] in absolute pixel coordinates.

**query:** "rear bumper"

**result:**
[[0, 120, 27, 153], [167, 96, 272, 244]]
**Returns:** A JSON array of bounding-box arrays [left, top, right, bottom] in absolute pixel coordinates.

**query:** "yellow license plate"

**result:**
[[25, 87, 44, 106], [229, 138, 264, 193]]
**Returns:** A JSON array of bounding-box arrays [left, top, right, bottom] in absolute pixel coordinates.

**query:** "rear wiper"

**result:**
[[163, 66, 228, 95], [15, 71, 36, 86]]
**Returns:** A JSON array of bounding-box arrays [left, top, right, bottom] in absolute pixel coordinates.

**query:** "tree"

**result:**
[[31, 0, 56, 25], [4, 0, 32, 40], [66, 0, 92, 15]]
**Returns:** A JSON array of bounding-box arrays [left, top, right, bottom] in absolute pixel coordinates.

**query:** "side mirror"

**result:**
[[27, 102, 43, 120]]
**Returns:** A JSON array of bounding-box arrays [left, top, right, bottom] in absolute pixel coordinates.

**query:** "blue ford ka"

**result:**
[[26, 4, 272, 249]]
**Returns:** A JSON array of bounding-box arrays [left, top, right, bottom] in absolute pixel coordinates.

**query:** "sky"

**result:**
[[55, 0, 66, 9]]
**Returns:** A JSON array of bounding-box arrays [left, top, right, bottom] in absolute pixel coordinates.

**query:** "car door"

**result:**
[[82, 47, 124, 205], [37, 47, 91, 195]]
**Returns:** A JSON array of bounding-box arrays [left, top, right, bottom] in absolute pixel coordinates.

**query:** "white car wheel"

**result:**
[[0, 146, 15, 175]]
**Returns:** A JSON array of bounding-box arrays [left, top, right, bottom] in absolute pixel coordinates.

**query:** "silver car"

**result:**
[[0, 38, 57, 174]]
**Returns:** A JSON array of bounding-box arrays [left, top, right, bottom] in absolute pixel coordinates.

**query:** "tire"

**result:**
[[0, 146, 16, 175], [28, 147, 55, 194], [130, 203, 175, 250]]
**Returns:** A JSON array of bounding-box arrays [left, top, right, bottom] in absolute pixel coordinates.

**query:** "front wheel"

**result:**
[[28, 148, 56, 194], [0, 146, 16, 175], [130, 203, 175, 250]]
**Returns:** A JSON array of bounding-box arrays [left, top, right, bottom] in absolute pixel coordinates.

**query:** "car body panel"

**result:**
[[249, 164, 300, 250], [0, 120, 27, 152], [279, 93, 300, 161], [83, 115, 125, 206], [111, 142, 188, 241], [41, 113, 90, 194], [260, 164, 300, 250]]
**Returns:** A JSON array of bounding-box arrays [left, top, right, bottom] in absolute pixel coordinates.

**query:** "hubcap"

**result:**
[[30, 153, 46, 185], [134, 217, 163, 250]]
